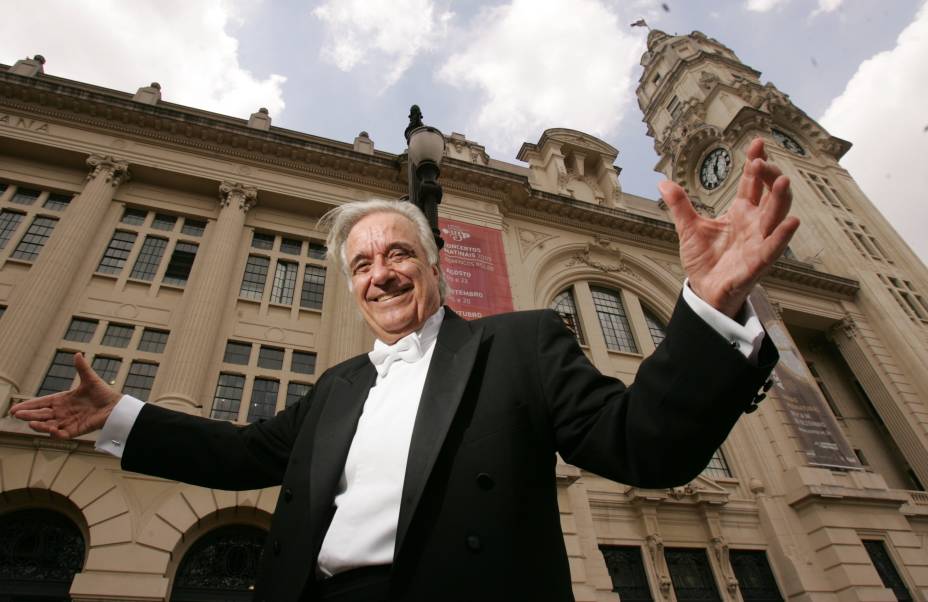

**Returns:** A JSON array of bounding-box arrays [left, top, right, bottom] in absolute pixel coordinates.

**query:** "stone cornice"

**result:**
[[766, 258, 860, 299]]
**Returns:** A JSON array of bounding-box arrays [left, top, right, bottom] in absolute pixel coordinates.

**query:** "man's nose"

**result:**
[[369, 257, 394, 284]]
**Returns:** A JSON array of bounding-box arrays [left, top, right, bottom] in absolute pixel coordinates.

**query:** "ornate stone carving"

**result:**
[[828, 314, 860, 341], [658, 195, 715, 217], [219, 181, 258, 212], [698, 70, 720, 92], [85, 154, 130, 186], [516, 227, 556, 258], [565, 243, 640, 280]]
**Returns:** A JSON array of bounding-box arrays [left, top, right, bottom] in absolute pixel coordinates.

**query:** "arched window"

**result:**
[[551, 287, 585, 344], [590, 286, 639, 353], [171, 524, 267, 602], [702, 448, 733, 479], [0, 508, 85, 601], [642, 307, 666, 347]]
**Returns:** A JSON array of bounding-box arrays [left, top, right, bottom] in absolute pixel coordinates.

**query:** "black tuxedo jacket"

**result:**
[[122, 297, 777, 602]]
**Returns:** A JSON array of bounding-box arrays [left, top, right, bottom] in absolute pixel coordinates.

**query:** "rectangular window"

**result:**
[[96, 231, 137, 274], [270, 260, 298, 304], [280, 237, 302, 255], [210, 373, 245, 420], [240, 255, 270, 300], [286, 382, 312, 407], [224, 340, 252, 365], [862, 540, 913, 602], [247, 378, 279, 422], [591, 287, 639, 353], [11, 187, 40, 205], [91, 356, 122, 386], [181, 218, 206, 237], [300, 265, 327, 310], [130, 236, 168, 281], [258, 345, 284, 370], [102, 323, 134, 348], [643, 308, 666, 347], [120, 207, 147, 225], [37, 351, 77, 396], [878, 274, 928, 325], [123, 361, 158, 401], [162, 241, 198, 286], [291, 351, 316, 375], [702, 448, 733, 479], [151, 213, 177, 231], [729, 550, 783, 602], [11, 216, 57, 261], [43, 193, 72, 211], [308, 242, 327, 260], [665, 549, 721, 602], [252, 232, 274, 250], [0, 210, 25, 250], [600, 546, 653, 601], [64, 317, 98, 343], [138, 328, 169, 353], [551, 289, 586, 345]]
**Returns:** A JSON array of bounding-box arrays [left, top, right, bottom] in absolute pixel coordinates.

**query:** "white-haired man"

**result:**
[[14, 139, 795, 601]]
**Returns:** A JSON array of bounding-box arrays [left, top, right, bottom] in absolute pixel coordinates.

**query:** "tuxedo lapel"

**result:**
[[307, 361, 376, 552], [394, 309, 483, 558]]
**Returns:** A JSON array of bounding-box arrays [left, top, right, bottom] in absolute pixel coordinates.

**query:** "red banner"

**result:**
[[438, 218, 513, 320]]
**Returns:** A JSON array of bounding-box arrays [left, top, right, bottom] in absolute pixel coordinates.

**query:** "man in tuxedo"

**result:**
[[13, 138, 796, 601]]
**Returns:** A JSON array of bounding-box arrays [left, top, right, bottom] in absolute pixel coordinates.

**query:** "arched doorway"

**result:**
[[0, 508, 86, 602], [170, 524, 267, 601]]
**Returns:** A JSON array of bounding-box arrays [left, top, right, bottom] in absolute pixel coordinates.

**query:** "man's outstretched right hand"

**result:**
[[10, 352, 122, 439]]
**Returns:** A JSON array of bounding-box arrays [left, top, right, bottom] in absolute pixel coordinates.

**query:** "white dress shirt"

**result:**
[[95, 289, 764, 574]]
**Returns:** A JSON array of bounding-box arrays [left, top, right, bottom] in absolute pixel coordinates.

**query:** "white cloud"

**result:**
[[810, 0, 844, 18], [313, 0, 453, 88], [0, 0, 286, 120], [437, 0, 644, 157], [746, 0, 789, 12], [819, 3, 928, 262]]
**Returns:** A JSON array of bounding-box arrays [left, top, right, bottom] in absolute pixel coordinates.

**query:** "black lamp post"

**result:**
[[403, 105, 446, 249]]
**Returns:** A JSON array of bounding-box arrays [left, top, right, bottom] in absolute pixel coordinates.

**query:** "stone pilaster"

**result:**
[[150, 181, 256, 413], [315, 266, 373, 371], [0, 155, 129, 404]]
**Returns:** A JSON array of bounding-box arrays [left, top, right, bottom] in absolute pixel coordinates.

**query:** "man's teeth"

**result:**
[[376, 290, 408, 302]]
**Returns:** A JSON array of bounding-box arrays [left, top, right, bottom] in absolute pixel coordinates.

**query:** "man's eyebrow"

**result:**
[[348, 251, 370, 268]]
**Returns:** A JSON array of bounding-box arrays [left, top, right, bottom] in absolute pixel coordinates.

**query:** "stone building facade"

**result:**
[[0, 29, 926, 602]]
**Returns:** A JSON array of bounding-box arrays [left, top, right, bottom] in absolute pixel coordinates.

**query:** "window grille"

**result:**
[[120, 207, 147, 225], [240, 255, 270, 300], [102, 323, 134, 348], [123, 361, 158, 401], [270, 261, 298, 304], [224, 341, 252, 365], [300, 265, 327, 310], [151, 213, 177, 231], [258, 346, 284, 370], [665, 548, 721, 602], [308, 242, 327, 260], [138, 328, 169, 353], [591, 287, 639, 353], [181, 218, 206, 237], [291, 351, 316, 375], [280, 237, 302, 255], [286, 382, 312, 407], [550, 288, 585, 344], [643, 308, 666, 346], [130, 236, 168, 280], [64, 318, 98, 342], [37, 351, 77, 396], [702, 448, 733, 479], [91, 356, 122, 385], [600, 545, 653, 601], [43, 193, 72, 211], [11, 187, 39, 205], [162, 241, 198, 286], [730, 550, 783, 602], [247, 378, 279, 422], [251, 232, 274, 250], [210, 373, 245, 420], [11, 216, 57, 261], [96, 230, 137, 274], [0, 210, 24, 249]]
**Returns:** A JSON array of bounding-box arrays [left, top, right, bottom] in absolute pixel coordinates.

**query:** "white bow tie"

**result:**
[[368, 333, 423, 378]]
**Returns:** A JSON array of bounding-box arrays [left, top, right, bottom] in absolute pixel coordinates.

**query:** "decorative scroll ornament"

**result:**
[[516, 227, 556, 258], [828, 314, 860, 340], [219, 181, 258, 212], [85, 154, 130, 186], [565, 244, 640, 281]]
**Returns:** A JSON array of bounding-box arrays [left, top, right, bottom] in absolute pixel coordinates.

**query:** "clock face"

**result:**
[[699, 147, 731, 190], [771, 128, 806, 155]]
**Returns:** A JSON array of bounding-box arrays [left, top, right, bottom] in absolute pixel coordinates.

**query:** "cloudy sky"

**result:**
[[2, 0, 926, 261]]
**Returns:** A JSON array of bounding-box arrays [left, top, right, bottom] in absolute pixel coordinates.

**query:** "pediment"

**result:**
[[518, 128, 618, 161]]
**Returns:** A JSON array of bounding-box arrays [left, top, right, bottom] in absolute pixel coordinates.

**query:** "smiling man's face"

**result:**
[[345, 211, 442, 344]]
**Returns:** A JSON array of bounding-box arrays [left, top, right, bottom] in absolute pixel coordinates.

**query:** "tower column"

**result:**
[[0, 155, 129, 404], [316, 266, 372, 371], [151, 182, 256, 413]]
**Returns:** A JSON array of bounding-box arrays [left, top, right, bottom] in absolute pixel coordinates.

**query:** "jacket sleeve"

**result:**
[[538, 295, 777, 488], [120, 382, 317, 491]]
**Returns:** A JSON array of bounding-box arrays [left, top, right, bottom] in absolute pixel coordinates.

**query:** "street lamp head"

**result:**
[[407, 126, 445, 167]]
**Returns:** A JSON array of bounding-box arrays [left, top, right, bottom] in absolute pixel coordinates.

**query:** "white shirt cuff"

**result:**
[[681, 279, 765, 364], [95, 395, 145, 458]]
